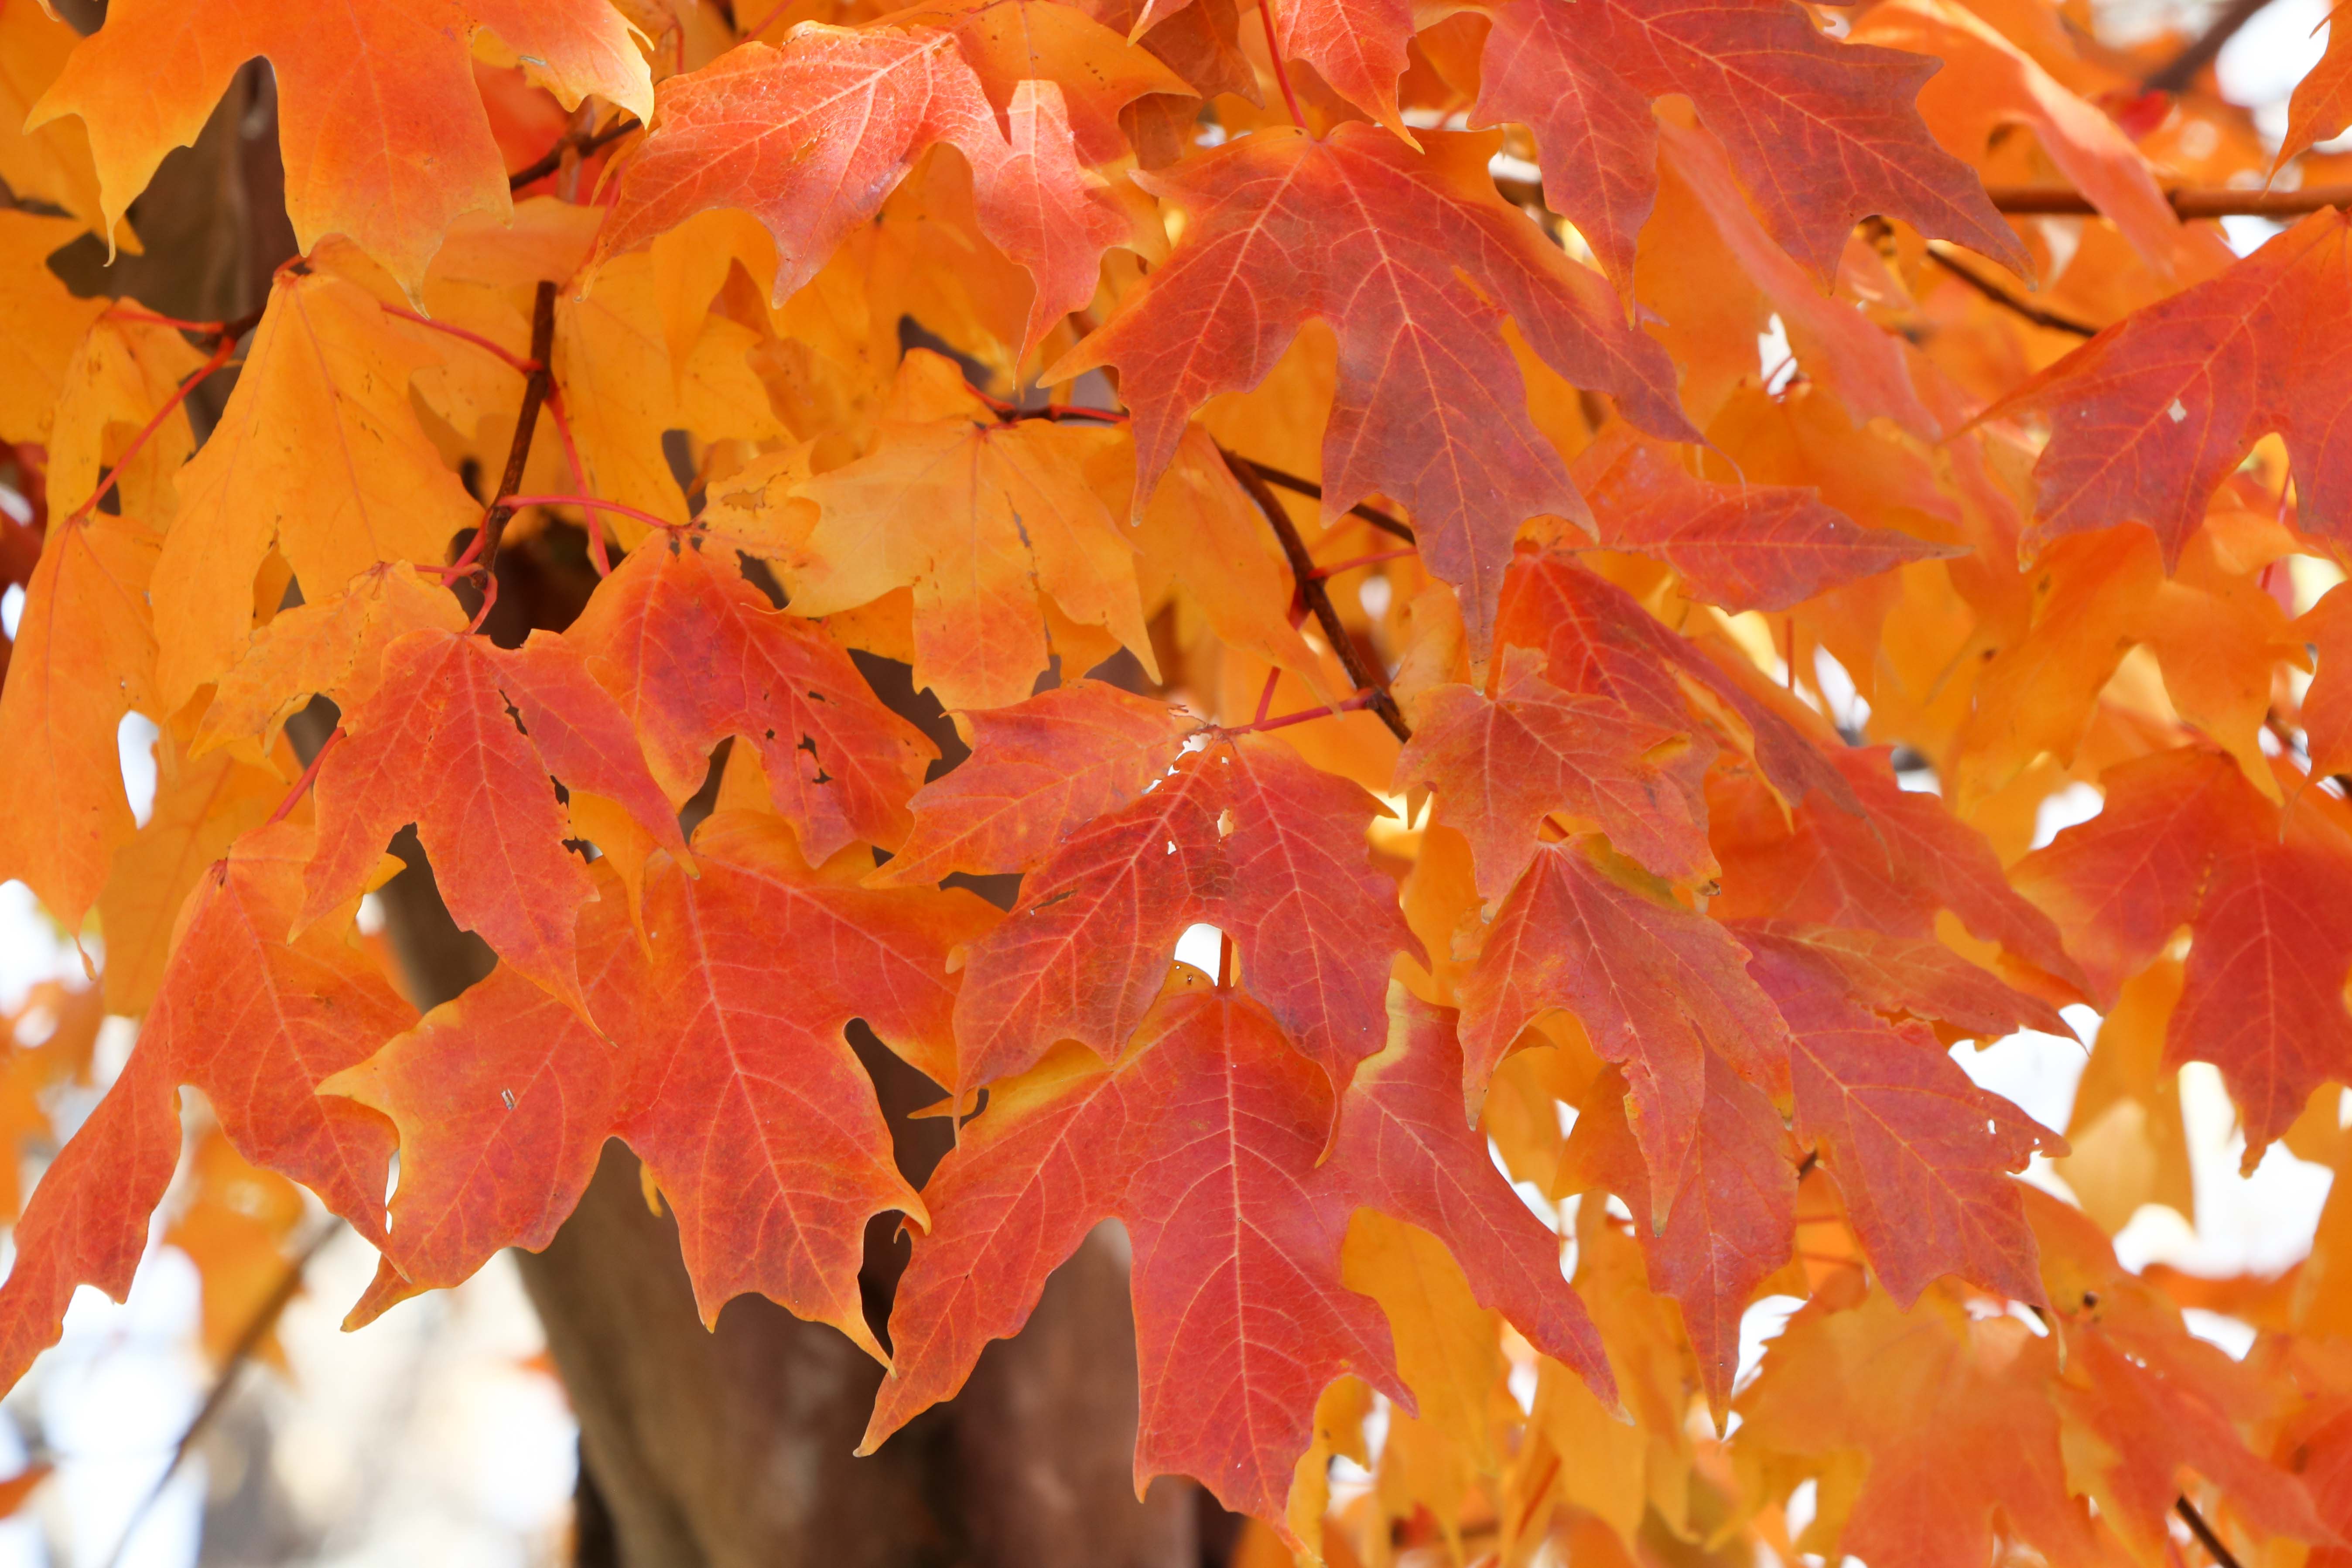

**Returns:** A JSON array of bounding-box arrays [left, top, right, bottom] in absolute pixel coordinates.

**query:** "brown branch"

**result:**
[[507, 116, 642, 191], [2143, 0, 2275, 94], [101, 1221, 342, 1568], [1229, 455, 1418, 544], [1985, 182, 2352, 218], [472, 280, 559, 581], [1924, 245, 2099, 337], [2176, 1496, 2246, 1568], [1221, 447, 1412, 743]]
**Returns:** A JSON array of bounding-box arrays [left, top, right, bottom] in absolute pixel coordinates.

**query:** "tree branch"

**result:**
[[2143, 0, 2275, 94], [1227, 455, 1417, 544], [507, 116, 642, 191], [1984, 182, 2352, 217], [1221, 447, 1411, 743], [1923, 245, 2099, 337], [470, 280, 558, 583]]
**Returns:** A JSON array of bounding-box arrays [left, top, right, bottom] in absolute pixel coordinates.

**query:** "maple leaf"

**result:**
[[28, 0, 652, 292], [1074, 0, 1256, 167], [1458, 838, 1792, 1208], [2027, 1192, 2330, 1558], [863, 983, 1607, 1527], [873, 678, 1193, 888], [333, 814, 992, 1347], [1053, 126, 1697, 655], [1573, 426, 1961, 614], [1737, 1290, 2101, 1568], [949, 724, 1422, 1096], [1747, 936, 2059, 1307], [1729, 919, 2074, 1043], [1470, 0, 2028, 288], [553, 246, 795, 532], [2282, 10, 2352, 166], [46, 315, 206, 521], [152, 266, 482, 712], [567, 535, 935, 862], [1560, 1056, 1794, 1415], [780, 352, 1160, 711], [875, 0, 1192, 164], [0, 3, 107, 235], [1983, 208, 2352, 564], [2014, 746, 2352, 1161], [595, 26, 1151, 360], [195, 564, 469, 759], [1492, 551, 1860, 813], [2309, 584, 2352, 779], [1126, 425, 1330, 694], [0, 212, 107, 447], [1710, 744, 2088, 996], [302, 627, 687, 1014], [1394, 646, 1713, 902], [0, 509, 156, 939], [97, 737, 288, 1015], [0, 823, 410, 1394]]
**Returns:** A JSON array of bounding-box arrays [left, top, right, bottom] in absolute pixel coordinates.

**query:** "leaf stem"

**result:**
[[265, 727, 343, 826], [102, 306, 223, 336], [1230, 456, 1416, 543], [65, 332, 239, 523], [539, 389, 612, 575], [1309, 547, 1417, 579], [1256, 0, 1310, 132], [1221, 446, 1411, 742], [1223, 689, 1378, 734], [470, 281, 559, 591], [385, 305, 543, 373], [1251, 665, 1282, 726], [496, 492, 680, 535]]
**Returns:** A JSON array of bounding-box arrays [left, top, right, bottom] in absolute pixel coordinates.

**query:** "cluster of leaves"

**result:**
[[7, 0, 2352, 1558]]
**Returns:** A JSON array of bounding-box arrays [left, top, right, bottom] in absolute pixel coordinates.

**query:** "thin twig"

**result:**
[[2143, 0, 2275, 94], [470, 282, 559, 586], [1229, 456, 1417, 544], [497, 493, 679, 535], [507, 116, 642, 191], [1984, 182, 2352, 217], [101, 1222, 342, 1568], [1221, 447, 1411, 743], [1924, 246, 2099, 337], [2176, 1496, 2246, 1568]]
